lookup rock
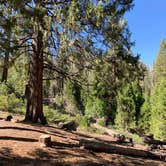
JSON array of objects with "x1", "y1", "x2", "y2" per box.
[
  {"x1": 5, "y1": 115, "x2": 13, "y2": 121},
  {"x1": 39, "y1": 135, "x2": 52, "y2": 147}
]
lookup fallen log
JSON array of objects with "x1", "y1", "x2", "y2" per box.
[
  {"x1": 144, "y1": 139, "x2": 166, "y2": 145},
  {"x1": 79, "y1": 138, "x2": 166, "y2": 161},
  {"x1": 143, "y1": 135, "x2": 166, "y2": 145}
]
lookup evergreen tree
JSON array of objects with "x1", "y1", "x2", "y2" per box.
[
  {"x1": 0, "y1": 3, "x2": 19, "y2": 82},
  {"x1": 132, "y1": 80, "x2": 144, "y2": 124},
  {"x1": 150, "y1": 79, "x2": 166, "y2": 140},
  {"x1": 153, "y1": 38, "x2": 166, "y2": 85},
  {"x1": 138, "y1": 67, "x2": 152, "y2": 133},
  {"x1": 115, "y1": 83, "x2": 136, "y2": 129},
  {"x1": 138, "y1": 97, "x2": 151, "y2": 133},
  {"x1": 150, "y1": 38, "x2": 166, "y2": 139}
]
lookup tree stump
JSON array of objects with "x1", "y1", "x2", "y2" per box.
[{"x1": 39, "y1": 135, "x2": 52, "y2": 147}]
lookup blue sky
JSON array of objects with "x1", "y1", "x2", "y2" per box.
[{"x1": 125, "y1": 0, "x2": 166, "y2": 67}]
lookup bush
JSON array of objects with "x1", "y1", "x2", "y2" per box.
[
  {"x1": 79, "y1": 116, "x2": 90, "y2": 128},
  {"x1": 98, "y1": 118, "x2": 106, "y2": 127},
  {"x1": 0, "y1": 95, "x2": 8, "y2": 110},
  {"x1": 8, "y1": 94, "x2": 23, "y2": 110},
  {"x1": 44, "y1": 106, "x2": 74, "y2": 123},
  {"x1": 0, "y1": 93, "x2": 23, "y2": 111},
  {"x1": 85, "y1": 97, "x2": 106, "y2": 118}
]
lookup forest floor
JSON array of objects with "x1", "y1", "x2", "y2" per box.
[{"x1": 0, "y1": 111, "x2": 165, "y2": 166}]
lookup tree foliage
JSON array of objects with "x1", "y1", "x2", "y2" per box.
[{"x1": 150, "y1": 79, "x2": 166, "y2": 140}]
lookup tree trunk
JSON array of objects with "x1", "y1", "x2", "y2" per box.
[
  {"x1": 1, "y1": 52, "x2": 9, "y2": 82},
  {"x1": 1, "y1": 32, "x2": 10, "y2": 83},
  {"x1": 79, "y1": 138, "x2": 166, "y2": 161},
  {"x1": 25, "y1": 30, "x2": 46, "y2": 124}
]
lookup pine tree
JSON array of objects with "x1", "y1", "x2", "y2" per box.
[
  {"x1": 132, "y1": 80, "x2": 144, "y2": 124},
  {"x1": 138, "y1": 97, "x2": 151, "y2": 133},
  {"x1": 150, "y1": 38, "x2": 166, "y2": 139},
  {"x1": 138, "y1": 68, "x2": 152, "y2": 133},
  {"x1": 0, "y1": 4, "x2": 18, "y2": 82},
  {"x1": 153, "y1": 38, "x2": 166, "y2": 85},
  {"x1": 115, "y1": 83, "x2": 136, "y2": 129},
  {"x1": 150, "y1": 79, "x2": 166, "y2": 140}
]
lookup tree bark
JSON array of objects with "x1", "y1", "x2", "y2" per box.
[{"x1": 25, "y1": 29, "x2": 46, "y2": 124}]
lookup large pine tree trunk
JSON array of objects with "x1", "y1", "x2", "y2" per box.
[{"x1": 25, "y1": 30, "x2": 46, "y2": 124}]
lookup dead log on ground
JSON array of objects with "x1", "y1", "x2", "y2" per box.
[
  {"x1": 143, "y1": 134, "x2": 166, "y2": 145},
  {"x1": 79, "y1": 138, "x2": 166, "y2": 161}
]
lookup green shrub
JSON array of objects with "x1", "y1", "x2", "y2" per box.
[
  {"x1": 7, "y1": 94, "x2": 23, "y2": 110},
  {"x1": 44, "y1": 106, "x2": 74, "y2": 123},
  {"x1": 79, "y1": 116, "x2": 90, "y2": 128},
  {"x1": 0, "y1": 83, "x2": 9, "y2": 95},
  {"x1": 85, "y1": 97, "x2": 106, "y2": 118},
  {"x1": 98, "y1": 118, "x2": 106, "y2": 127},
  {"x1": 0, "y1": 95, "x2": 8, "y2": 109}
]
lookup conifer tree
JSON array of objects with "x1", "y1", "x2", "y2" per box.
[
  {"x1": 149, "y1": 38, "x2": 166, "y2": 139},
  {"x1": 153, "y1": 38, "x2": 166, "y2": 85},
  {"x1": 138, "y1": 68, "x2": 152, "y2": 133},
  {"x1": 0, "y1": 3, "x2": 19, "y2": 82},
  {"x1": 115, "y1": 83, "x2": 136, "y2": 129},
  {"x1": 150, "y1": 79, "x2": 166, "y2": 140}
]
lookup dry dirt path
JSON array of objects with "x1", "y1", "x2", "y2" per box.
[{"x1": 0, "y1": 112, "x2": 165, "y2": 166}]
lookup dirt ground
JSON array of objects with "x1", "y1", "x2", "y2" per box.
[{"x1": 0, "y1": 112, "x2": 165, "y2": 166}]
